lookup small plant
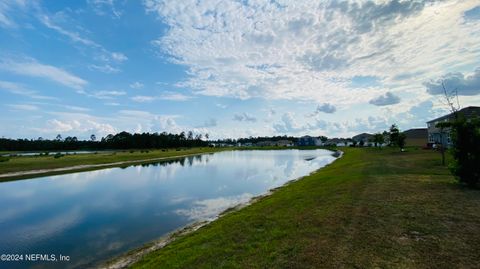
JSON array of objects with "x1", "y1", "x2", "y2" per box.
[
  {"x1": 53, "y1": 153, "x2": 64, "y2": 159},
  {"x1": 0, "y1": 156, "x2": 10, "y2": 162}
]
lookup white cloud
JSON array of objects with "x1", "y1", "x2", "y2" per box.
[
  {"x1": 0, "y1": 80, "x2": 56, "y2": 100},
  {"x1": 111, "y1": 52, "x2": 128, "y2": 62},
  {"x1": 129, "y1": 81, "x2": 144, "y2": 89},
  {"x1": 91, "y1": 90, "x2": 126, "y2": 99},
  {"x1": 118, "y1": 110, "x2": 181, "y2": 133},
  {"x1": 38, "y1": 11, "x2": 127, "y2": 64},
  {"x1": 37, "y1": 114, "x2": 117, "y2": 137},
  {"x1": 196, "y1": 118, "x2": 217, "y2": 128},
  {"x1": 89, "y1": 64, "x2": 121, "y2": 74},
  {"x1": 369, "y1": 92, "x2": 401, "y2": 106},
  {"x1": 0, "y1": 1, "x2": 28, "y2": 28},
  {"x1": 315, "y1": 103, "x2": 336, "y2": 114},
  {"x1": 145, "y1": 0, "x2": 480, "y2": 109},
  {"x1": 88, "y1": 0, "x2": 124, "y2": 18},
  {"x1": 424, "y1": 67, "x2": 480, "y2": 96},
  {"x1": 7, "y1": 104, "x2": 38, "y2": 111},
  {"x1": 130, "y1": 92, "x2": 193, "y2": 102},
  {"x1": 158, "y1": 92, "x2": 193, "y2": 101},
  {"x1": 273, "y1": 112, "x2": 305, "y2": 133},
  {"x1": 233, "y1": 113, "x2": 257, "y2": 122},
  {"x1": 131, "y1": 95, "x2": 155, "y2": 102},
  {"x1": 0, "y1": 58, "x2": 87, "y2": 90}
]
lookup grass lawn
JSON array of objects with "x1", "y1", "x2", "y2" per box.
[
  {"x1": 0, "y1": 147, "x2": 223, "y2": 180},
  {"x1": 133, "y1": 147, "x2": 480, "y2": 268}
]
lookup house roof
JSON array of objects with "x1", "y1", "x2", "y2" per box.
[
  {"x1": 352, "y1": 133, "x2": 373, "y2": 141},
  {"x1": 403, "y1": 128, "x2": 427, "y2": 139},
  {"x1": 427, "y1": 106, "x2": 480, "y2": 123}
]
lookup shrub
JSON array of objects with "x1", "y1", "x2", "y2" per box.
[
  {"x1": 0, "y1": 156, "x2": 9, "y2": 162},
  {"x1": 53, "y1": 153, "x2": 64, "y2": 159},
  {"x1": 449, "y1": 117, "x2": 480, "y2": 187}
]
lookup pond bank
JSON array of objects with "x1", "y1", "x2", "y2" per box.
[
  {"x1": 102, "y1": 151, "x2": 341, "y2": 268},
  {"x1": 130, "y1": 148, "x2": 480, "y2": 268}
]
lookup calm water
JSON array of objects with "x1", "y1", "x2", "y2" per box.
[{"x1": 0, "y1": 150, "x2": 336, "y2": 268}]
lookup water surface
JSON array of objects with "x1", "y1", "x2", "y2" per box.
[{"x1": 0, "y1": 149, "x2": 335, "y2": 268}]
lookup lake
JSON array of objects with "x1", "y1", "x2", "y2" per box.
[{"x1": 0, "y1": 149, "x2": 336, "y2": 268}]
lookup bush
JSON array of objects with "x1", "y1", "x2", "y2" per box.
[
  {"x1": 53, "y1": 153, "x2": 64, "y2": 159},
  {"x1": 449, "y1": 117, "x2": 480, "y2": 187},
  {"x1": 0, "y1": 156, "x2": 9, "y2": 162}
]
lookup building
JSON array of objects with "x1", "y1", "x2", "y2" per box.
[
  {"x1": 275, "y1": 140, "x2": 294, "y2": 147},
  {"x1": 403, "y1": 128, "x2": 427, "y2": 147},
  {"x1": 297, "y1": 135, "x2": 322, "y2": 146},
  {"x1": 255, "y1": 140, "x2": 293, "y2": 147},
  {"x1": 325, "y1": 138, "x2": 353, "y2": 147},
  {"x1": 427, "y1": 106, "x2": 480, "y2": 147}
]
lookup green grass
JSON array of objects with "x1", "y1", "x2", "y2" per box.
[
  {"x1": 132, "y1": 147, "x2": 480, "y2": 268},
  {"x1": 0, "y1": 147, "x2": 224, "y2": 181}
]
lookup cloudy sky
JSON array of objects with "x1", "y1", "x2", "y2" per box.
[{"x1": 1, "y1": 0, "x2": 479, "y2": 140}]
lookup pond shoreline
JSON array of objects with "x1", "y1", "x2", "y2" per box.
[
  {"x1": 101, "y1": 151, "x2": 341, "y2": 269},
  {"x1": 0, "y1": 152, "x2": 217, "y2": 181}
]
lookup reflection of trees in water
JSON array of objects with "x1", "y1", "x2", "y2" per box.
[{"x1": 129, "y1": 154, "x2": 210, "y2": 169}]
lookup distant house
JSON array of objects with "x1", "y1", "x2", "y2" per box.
[
  {"x1": 255, "y1": 140, "x2": 274, "y2": 147},
  {"x1": 427, "y1": 106, "x2": 480, "y2": 147},
  {"x1": 255, "y1": 140, "x2": 293, "y2": 147},
  {"x1": 275, "y1": 140, "x2": 294, "y2": 147},
  {"x1": 352, "y1": 133, "x2": 373, "y2": 146},
  {"x1": 403, "y1": 128, "x2": 427, "y2": 147},
  {"x1": 297, "y1": 136, "x2": 322, "y2": 146},
  {"x1": 325, "y1": 138, "x2": 352, "y2": 147}
]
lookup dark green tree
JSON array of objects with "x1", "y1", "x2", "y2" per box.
[
  {"x1": 449, "y1": 115, "x2": 480, "y2": 187},
  {"x1": 372, "y1": 133, "x2": 385, "y2": 147},
  {"x1": 388, "y1": 124, "x2": 400, "y2": 146}
]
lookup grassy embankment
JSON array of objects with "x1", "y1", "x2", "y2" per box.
[
  {"x1": 133, "y1": 147, "x2": 480, "y2": 268},
  {"x1": 0, "y1": 147, "x2": 224, "y2": 181}
]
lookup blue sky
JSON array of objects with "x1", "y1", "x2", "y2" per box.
[{"x1": 1, "y1": 0, "x2": 480, "y2": 140}]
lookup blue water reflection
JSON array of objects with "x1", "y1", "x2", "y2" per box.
[{"x1": 0, "y1": 150, "x2": 335, "y2": 268}]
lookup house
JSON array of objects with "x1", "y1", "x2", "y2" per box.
[
  {"x1": 402, "y1": 128, "x2": 428, "y2": 147},
  {"x1": 324, "y1": 138, "x2": 353, "y2": 147},
  {"x1": 427, "y1": 106, "x2": 480, "y2": 147},
  {"x1": 297, "y1": 135, "x2": 322, "y2": 146},
  {"x1": 254, "y1": 140, "x2": 293, "y2": 147},
  {"x1": 352, "y1": 133, "x2": 373, "y2": 146},
  {"x1": 275, "y1": 140, "x2": 294, "y2": 147}
]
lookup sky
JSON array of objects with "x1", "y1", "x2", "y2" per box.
[{"x1": 0, "y1": 0, "x2": 480, "y2": 140}]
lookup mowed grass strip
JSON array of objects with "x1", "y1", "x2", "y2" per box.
[
  {"x1": 133, "y1": 148, "x2": 480, "y2": 268},
  {"x1": 0, "y1": 148, "x2": 222, "y2": 178}
]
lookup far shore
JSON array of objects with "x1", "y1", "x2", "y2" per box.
[{"x1": 0, "y1": 146, "x2": 332, "y2": 181}]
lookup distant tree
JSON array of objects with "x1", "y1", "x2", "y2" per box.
[
  {"x1": 205, "y1": 133, "x2": 209, "y2": 140},
  {"x1": 319, "y1": 136, "x2": 328, "y2": 143},
  {"x1": 55, "y1": 134, "x2": 63, "y2": 141},
  {"x1": 372, "y1": 133, "x2": 385, "y2": 147},
  {"x1": 187, "y1": 131, "x2": 194, "y2": 140},
  {"x1": 388, "y1": 124, "x2": 400, "y2": 146},
  {"x1": 397, "y1": 133, "x2": 406, "y2": 149},
  {"x1": 90, "y1": 134, "x2": 96, "y2": 142},
  {"x1": 388, "y1": 124, "x2": 406, "y2": 150}
]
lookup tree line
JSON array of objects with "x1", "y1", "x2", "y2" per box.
[{"x1": 0, "y1": 131, "x2": 209, "y2": 151}]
